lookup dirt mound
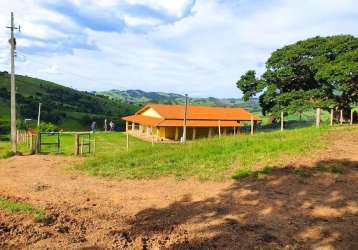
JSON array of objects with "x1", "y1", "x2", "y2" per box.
[{"x1": 0, "y1": 130, "x2": 358, "y2": 249}]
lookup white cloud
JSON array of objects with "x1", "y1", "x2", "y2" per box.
[
  {"x1": 0, "y1": 0, "x2": 357, "y2": 98},
  {"x1": 126, "y1": 0, "x2": 195, "y2": 17}
]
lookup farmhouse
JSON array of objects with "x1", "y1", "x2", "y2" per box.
[{"x1": 122, "y1": 103, "x2": 261, "y2": 141}]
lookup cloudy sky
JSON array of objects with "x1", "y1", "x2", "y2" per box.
[{"x1": 0, "y1": 0, "x2": 357, "y2": 98}]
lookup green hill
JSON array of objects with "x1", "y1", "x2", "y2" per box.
[
  {"x1": 97, "y1": 90, "x2": 261, "y2": 112},
  {"x1": 0, "y1": 72, "x2": 140, "y2": 135}
]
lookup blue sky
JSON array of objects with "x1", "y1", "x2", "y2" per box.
[{"x1": 0, "y1": 0, "x2": 357, "y2": 98}]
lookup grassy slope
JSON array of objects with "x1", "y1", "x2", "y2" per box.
[
  {"x1": 76, "y1": 126, "x2": 330, "y2": 180},
  {"x1": 2, "y1": 126, "x2": 355, "y2": 180},
  {"x1": 0, "y1": 72, "x2": 139, "y2": 132}
]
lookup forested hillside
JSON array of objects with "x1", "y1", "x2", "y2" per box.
[
  {"x1": 97, "y1": 90, "x2": 261, "y2": 112},
  {"x1": 0, "y1": 72, "x2": 140, "y2": 134}
]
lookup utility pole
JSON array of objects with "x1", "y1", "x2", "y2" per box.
[
  {"x1": 7, "y1": 12, "x2": 20, "y2": 153},
  {"x1": 182, "y1": 94, "x2": 188, "y2": 143},
  {"x1": 37, "y1": 103, "x2": 42, "y2": 127}
]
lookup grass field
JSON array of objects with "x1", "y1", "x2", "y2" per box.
[
  {"x1": 2, "y1": 125, "x2": 355, "y2": 180},
  {"x1": 78, "y1": 126, "x2": 329, "y2": 180}
]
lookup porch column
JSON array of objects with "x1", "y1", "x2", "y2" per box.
[
  {"x1": 156, "y1": 127, "x2": 160, "y2": 141},
  {"x1": 132, "y1": 122, "x2": 135, "y2": 133},
  {"x1": 208, "y1": 127, "x2": 212, "y2": 138},
  {"x1": 233, "y1": 127, "x2": 236, "y2": 136},
  {"x1": 192, "y1": 127, "x2": 196, "y2": 140},
  {"x1": 125, "y1": 121, "x2": 128, "y2": 132},
  {"x1": 223, "y1": 127, "x2": 227, "y2": 136},
  {"x1": 218, "y1": 120, "x2": 221, "y2": 138},
  {"x1": 175, "y1": 127, "x2": 179, "y2": 141}
]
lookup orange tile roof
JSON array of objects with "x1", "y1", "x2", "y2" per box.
[
  {"x1": 122, "y1": 103, "x2": 261, "y2": 127},
  {"x1": 136, "y1": 103, "x2": 261, "y2": 121}
]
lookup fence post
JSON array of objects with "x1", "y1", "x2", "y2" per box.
[
  {"x1": 330, "y1": 109, "x2": 334, "y2": 126},
  {"x1": 351, "y1": 109, "x2": 354, "y2": 125},
  {"x1": 316, "y1": 108, "x2": 321, "y2": 128},
  {"x1": 74, "y1": 134, "x2": 79, "y2": 156},
  {"x1": 80, "y1": 136, "x2": 84, "y2": 155},
  {"x1": 280, "y1": 112, "x2": 284, "y2": 131},
  {"x1": 57, "y1": 132, "x2": 60, "y2": 154},
  {"x1": 340, "y1": 110, "x2": 344, "y2": 125},
  {"x1": 35, "y1": 133, "x2": 40, "y2": 154},
  {"x1": 30, "y1": 133, "x2": 34, "y2": 153},
  {"x1": 88, "y1": 133, "x2": 91, "y2": 155},
  {"x1": 93, "y1": 134, "x2": 96, "y2": 156}
]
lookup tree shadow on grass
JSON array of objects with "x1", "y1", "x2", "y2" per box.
[{"x1": 126, "y1": 159, "x2": 358, "y2": 249}]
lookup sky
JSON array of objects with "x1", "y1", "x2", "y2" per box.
[{"x1": 0, "y1": 0, "x2": 357, "y2": 98}]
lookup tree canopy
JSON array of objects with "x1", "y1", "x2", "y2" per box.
[{"x1": 236, "y1": 35, "x2": 358, "y2": 118}]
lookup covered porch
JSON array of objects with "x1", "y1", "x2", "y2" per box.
[{"x1": 125, "y1": 121, "x2": 247, "y2": 142}]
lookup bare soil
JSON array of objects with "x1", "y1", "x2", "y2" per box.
[{"x1": 0, "y1": 129, "x2": 357, "y2": 250}]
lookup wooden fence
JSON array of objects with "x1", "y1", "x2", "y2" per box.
[{"x1": 16, "y1": 130, "x2": 96, "y2": 156}]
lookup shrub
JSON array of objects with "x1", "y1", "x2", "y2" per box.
[
  {"x1": 1, "y1": 151, "x2": 16, "y2": 159},
  {"x1": 37, "y1": 122, "x2": 58, "y2": 132},
  {"x1": 232, "y1": 168, "x2": 251, "y2": 179}
]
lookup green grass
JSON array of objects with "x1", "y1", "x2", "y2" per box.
[
  {"x1": 0, "y1": 197, "x2": 46, "y2": 222},
  {"x1": 0, "y1": 140, "x2": 30, "y2": 158},
  {"x1": 78, "y1": 126, "x2": 331, "y2": 180},
  {"x1": 1, "y1": 126, "x2": 356, "y2": 181},
  {"x1": 0, "y1": 141, "x2": 11, "y2": 158}
]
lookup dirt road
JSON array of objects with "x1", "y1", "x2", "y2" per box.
[{"x1": 0, "y1": 129, "x2": 357, "y2": 249}]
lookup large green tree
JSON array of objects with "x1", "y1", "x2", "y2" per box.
[{"x1": 236, "y1": 35, "x2": 358, "y2": 119}]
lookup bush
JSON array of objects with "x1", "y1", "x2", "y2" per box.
[
  {"x1": 1, "y1": 151, "x2": 16, "y2": 159},
  {"x1": 232, "y1": 168, "x2": 251, "y2": 179},
  {"x1": 37, "y1": 122, "x2": 58, "y2": 132}
]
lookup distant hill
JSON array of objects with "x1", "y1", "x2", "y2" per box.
[
  {"x1": 97, "y1": 90, "x2": 261, "y2": 112},
  {"x1": 0, "y1": 72, "x2": 140, "y2": 135}
]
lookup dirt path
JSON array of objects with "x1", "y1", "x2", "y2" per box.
[{"x1": 0, "y1": 129, "x2": 357, "y2": 249}]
